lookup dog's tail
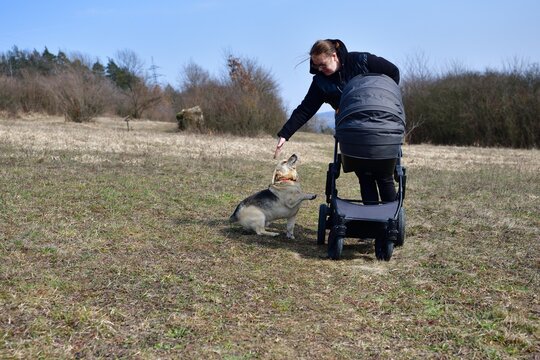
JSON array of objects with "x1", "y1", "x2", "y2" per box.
[{"x1": 229, "y1": 203, "x2": 242, "y2": 222}]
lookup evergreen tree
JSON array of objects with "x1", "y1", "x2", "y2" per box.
[
  {"x1": 35, "y1": 47, "x2": 55, "y2": 74},
  {"x1": 56, "y1": 51, "x2": 69, "y2": 68},
  {"x1": 92, "y1": 61, "x2": 105, "y2": 77},
  {"x1": 106, "y1": 58, "x2": 137, "y2": 90}
]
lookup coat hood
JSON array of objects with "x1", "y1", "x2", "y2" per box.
[{"x1": 309, "y1": 39, "x2": 348, "y2": 75}]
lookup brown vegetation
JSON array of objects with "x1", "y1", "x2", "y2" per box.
[
  {"x1": 0, "y1": 47, "x2": 287, "y2": 136},
  {"x1": 402, "y1": 58, "x2": 540, "y2": 148},
  {"x1": 172, "y1": 55, "x2": 287, "y2": 136},
  {"x1": 1, "y1": 46, "x2": 539, "y2": 147}
]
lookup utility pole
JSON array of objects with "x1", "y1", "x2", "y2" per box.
[{"x1": 149, "y1": 57, "x2": 162, "y2": 86}]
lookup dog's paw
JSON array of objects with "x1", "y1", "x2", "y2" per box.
[
  {"x1": 286, "y1": 232, "x2": 295, "y2": 240},
  {"x1": 310, "y1": 194, "x2": 317, "y2": 200}
]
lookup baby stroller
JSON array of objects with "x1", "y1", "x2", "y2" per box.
[{"x1": 317, "y1": 74, "x2": 407, "y2": 261}]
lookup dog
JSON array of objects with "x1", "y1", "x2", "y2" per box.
[{"x1": 230, "y1": 154, "x2": 317, "y2": 239}]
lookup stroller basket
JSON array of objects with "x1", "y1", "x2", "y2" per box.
[{"x1": 335, "y1": 198, "x2": 400, "y2": 222}]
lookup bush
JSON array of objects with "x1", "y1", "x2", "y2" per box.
[
  {"x1": 51, "y1": 67, "x2": 114, "y2": 122},
  {"x1": 402, "y1": 63, "x2": 540, "y2": 148},
  {"x1": 0, "y1": 75, "x2": 19, "y2": 115},
  {"x1": 176, "y1": 56, "x2": 287, "y2": 136},
  {"x1": 0, "y1": 71, "x2": 59, "y2": 115}
]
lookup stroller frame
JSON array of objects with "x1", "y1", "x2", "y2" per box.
[{"x1": 317, "y1": 139, "x2": 407, "y2": 260}]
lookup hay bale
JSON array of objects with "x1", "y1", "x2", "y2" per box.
[{"x1": 176, "y1": 105, "x2": 204, "y2": 131}]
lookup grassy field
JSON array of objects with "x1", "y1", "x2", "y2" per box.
[{"x1": 1, "y1": 116, "x2": 539, "y2": 359}]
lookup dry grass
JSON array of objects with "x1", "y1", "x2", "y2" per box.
[
  {"x1": 0, "y1": 116, "x2": 332, "y2": 165},
  {"x1": 1, "y1": 116, "x2": 539, "y2": 359}
]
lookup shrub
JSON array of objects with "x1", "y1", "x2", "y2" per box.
[
  {"x1": 51, "y1": 67, "x2": 113, "y2": 122},
  {"x1": 402, "y1": 63, "x2": 540, "y2": 148},
  {"x1": 15, "y1": 71, "x2": 58, "y2": 115},
  {"x1": 176, "y1": 56, "x2": 287, "y2": 136},
  {"x1": 0, "y1": 75, "x2": 19, "y2": 115}
]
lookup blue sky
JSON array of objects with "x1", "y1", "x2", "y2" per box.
[{"x1": 2, "y1": 0, "x2": 539, "y2": 113}]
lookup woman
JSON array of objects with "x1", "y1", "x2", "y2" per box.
[{"x1": 274, "y1": 39, "x2": 402, "y2": 204}]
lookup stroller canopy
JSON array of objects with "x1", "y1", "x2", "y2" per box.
[{"x1": 335, "y1": 74, "x2": 406, "y2": 159}]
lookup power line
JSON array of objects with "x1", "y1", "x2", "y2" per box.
[{"x1": 148, "y1": 56, "x2": 163, "y2": 85}]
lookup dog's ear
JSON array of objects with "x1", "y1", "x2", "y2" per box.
[{"x1": 287, "y1": 154, "x2": 298, "y2": 167}]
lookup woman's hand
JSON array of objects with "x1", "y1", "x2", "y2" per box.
[{"x1": 273, "y1": 137, "x2": 286, "y2": 159}]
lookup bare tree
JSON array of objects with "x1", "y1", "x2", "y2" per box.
[
  {"x1": 402, "y1": 50, "x2": 433, "y2": 83},
  {"x1": 115, "y1": 49, "x2": 145, "y2": 78},
  {"x1": 179, "y1": 61, "x2": 211, "y2": 91},
  {"x1": 110, "y1": 49, "x2": 162, "y2": 119}
]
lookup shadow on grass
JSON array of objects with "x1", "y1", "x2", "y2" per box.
[
  {"x1": 230, "y1": 226, "x2": 376, "y2": 261},
  {"x1": 173, "y1": 215, "x2": 375, "y2": 261}
]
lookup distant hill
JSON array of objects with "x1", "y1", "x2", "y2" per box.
[
  {"x1": 298, "y1": 110, "x2": 335, "y2": 133},
  {"x1": 315, "y1": 111, "x2": 335, "y2": 128}
]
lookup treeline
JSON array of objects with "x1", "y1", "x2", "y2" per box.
[
  {"x1": 0, "y1": 46, "x2": 286, "y2": 136},
  {"x1": 0, "y1": 47, "x2": 167, "y2": 122},
  {"x1": 402, "y1": 62, "x2": 540, "y2": 148},
  {"x1": 1, "y1": 46, "x2": 538, "y2": 148}
]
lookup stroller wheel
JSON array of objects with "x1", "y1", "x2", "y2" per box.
[
  {"x1": 328, "y1": 226, "x2": 345, "y2": 260},
  {"x1": 375, "y1": 237, "x2": 394, "y2": 261},
  {"x1": 317, "y1": 204, "x2": 329, "y2": 245},
  {"x1": 395, "y1": 208, "x2": 406, "y2": 247}
]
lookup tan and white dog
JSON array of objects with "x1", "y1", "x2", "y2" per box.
[{"x1": 230, "y1": 154, "x2": 317, "y2": 239}]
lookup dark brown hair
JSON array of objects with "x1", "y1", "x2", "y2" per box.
[{"x1": 310, "y1": 40, "x2": 339, "y2": 57}]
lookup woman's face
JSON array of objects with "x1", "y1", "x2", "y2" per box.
[{"x1": 312, "y1": 52, "x2": 340, "y2": 76}]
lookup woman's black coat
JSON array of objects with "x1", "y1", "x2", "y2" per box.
[{"x1": 277, "y1": 39, "x2": 400, "y2": 141}]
